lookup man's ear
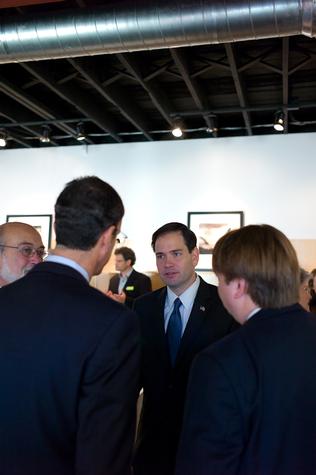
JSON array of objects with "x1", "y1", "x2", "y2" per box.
[
  {"x1": 233, "y1": 278, "x2": 248, "y2": 299},
  {"x1": 191, "y1": 246, "x2": 199, "y2": 267},
  {"x1": 99, "y1": 225, "x2": 116, "y2": 249}
]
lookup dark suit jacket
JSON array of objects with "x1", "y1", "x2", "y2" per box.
[
  {"x1": 0, "y1": 261, "x2": 140, "y2": 475},
  {"x1": 132, "y1": 277, "x2": 236, "y2": 475},
  {"x1": 176, "y1": 304, "x2": 316, "y2": 475},
  {"x1": 109, "y1": 269, "x2": 152, "y2": 308}
]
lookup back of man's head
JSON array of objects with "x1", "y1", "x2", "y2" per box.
[
  {"x1": 213, "y1": 224, "x2": 299, "y2": 308},
  {"x1": 114, "y1": 247, "x2": 136, "y2": 266},
  {"x1": 55, "y1": 176, "x2": 124, "y2": 250},
  {"x1": 151, "y1": 222, "x2": 197, "y2": 252}
]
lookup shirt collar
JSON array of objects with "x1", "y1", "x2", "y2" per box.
[
  {"x1": 166, "y1": 274, "x2": 200, "y2": 309},
  {"x1": 120, "y1": 267, "x2": 133, "y2": 279},
  {"x1": 247, "y1": 307, "x2": 261, "y2": 320},
  {"x1": 45, "y1": 254, "x2": 89, "y2": 282}
]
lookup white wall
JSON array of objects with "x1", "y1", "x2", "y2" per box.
[{"x1": 0, "y1": 132, "x2": 315, "y2": 274}]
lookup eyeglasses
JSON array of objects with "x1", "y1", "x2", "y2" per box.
[
  {"x1": 0, "y1": 244, "x2": 47, "y2": 259},
  {"x1": 116, "y1": 232, "x2": 128, "y2": 244}
]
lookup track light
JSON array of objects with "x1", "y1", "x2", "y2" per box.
[
  {"x1": 0, "y1": 130, "x2": 7, "y2": 147},
  {"x1": 40, "y1": 126, "x2": 51, "y2": 143},
  {"x1": 171, "y1": 122, "x2": 183, "y2": 138},
  {"x1": 273, "y1": 110, "x2": 284, "y2": 132},
  {"x1": 76, "y1": 122, "x2": 86, "y2": 141},
  {"x1": 206, "y1": 127, "x2": 218, "y2": 134}
]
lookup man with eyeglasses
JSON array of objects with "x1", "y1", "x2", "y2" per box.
[
  {"x1": 0, "y1": 177, "x2": 140, "y2": 475},
  {"x1": 0, "y1": 221, "x2": 45, "y2": 287}
]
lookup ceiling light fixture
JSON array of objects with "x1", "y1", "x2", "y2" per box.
[
  {"x1": 206, "y1": 127, "x2": 218, "y2": 134},
  {"x1": 39, "y1": 126, "x2": 51, "y2": 143},
  {"x1": 171, "y1": 121, "x2": 183, "y2": 138},
  {"x1": 76, "y1": 122, "x2": 86, "y2": 141},
  {"x1": 0, "y1": 130, "x2": 7, "y2": 147},
  {"x1": 273, "y1": 110, "x2": 284, "y2": 132}
]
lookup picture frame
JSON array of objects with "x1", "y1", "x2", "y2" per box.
[
  {"x1": 6, "y1": 214, "x2": 53, "y2": 250},
  {"x1": 188, "y1": 211, "x2": 244, "y2": 271}
]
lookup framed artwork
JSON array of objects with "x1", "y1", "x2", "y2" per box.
[
  {"x1": 188, "y1": 211, "x2": 244, "y2": 271},
  {"x1": 6, "y1": 214, "x2": 53, "y2": 250}
]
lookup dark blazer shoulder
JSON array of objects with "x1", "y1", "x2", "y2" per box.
[
  {"x1": 130, "y1": 269, "x2": 151, "y2": 282},
  {"x1": 27, "y1": 261, "x2": 88, "y2": 285},
  {"x1": 196, "y1": 277, "x2": 220, "y2": 299},
  {"x1": 195, "y1": 277, "x2": 229, "y2": 314},
  {"x1": 134, "y1": 285, "x2": 166, "y2": 306}
]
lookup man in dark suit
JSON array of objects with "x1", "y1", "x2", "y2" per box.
[
  {"x1": 0, "y1": 176, "x2": 140, "y2": 475},
  {"x1": 107, "y1": 246, "x2": 152, "y2": 308},
  {"x1": 132, "y1": 222, "x2": 236, "y2": 475},
  {"x1": 176, "y1": 224, "x2": 316, "y2": 475}
]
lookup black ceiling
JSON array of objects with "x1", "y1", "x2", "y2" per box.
[{"x1": 0, "y1": 0, "x2": 316, "y2": 149}]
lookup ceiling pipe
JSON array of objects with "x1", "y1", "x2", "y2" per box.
[{"x1": 0, "y1": 0, "x2": 314, "y2": 64}]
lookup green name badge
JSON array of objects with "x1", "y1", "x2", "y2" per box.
[{"x1": 126, "y1": 286, "x2": 134, "y2": 291}]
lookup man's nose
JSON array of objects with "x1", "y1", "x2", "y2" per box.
[
  {"x1": 164, "y1": 255, "x2": 174, "y2": 266},
  {"x1": 29, "y1": 253, "x2": 42, "y2": 264}
]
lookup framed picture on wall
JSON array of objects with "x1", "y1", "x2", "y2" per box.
[
  {"x1": 6, "y1": 214, "x2": 53, "y2": 251},
  {"x1": 188, "y1": 211, "x2": 244, "y2": 271}
]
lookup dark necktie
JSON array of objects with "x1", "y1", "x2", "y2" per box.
[{"x1": 167, "y1": 298, "x2": 182, "y2": 366}]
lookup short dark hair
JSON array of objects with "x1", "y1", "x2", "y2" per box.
[
  {"x1": 213, "y1": 224, "x2": 299, "y2": 308},
  {"x1": 55, "y1": 176, "x2": 124, "y2": 250},
  {"x1": 114, "y1": 247, "x2": 136, "y2": 266},
  {"x1": 151, "y1": 222, "x2": 197, "y2": 252}
]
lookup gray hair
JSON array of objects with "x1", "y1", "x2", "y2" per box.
[{"x1": 300, "y1": 268, "x2": 311, "y2": 284}]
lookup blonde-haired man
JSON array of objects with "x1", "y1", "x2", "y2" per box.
[{"x1": 176, "y1": 224, "x2": 316, "y2": 475}]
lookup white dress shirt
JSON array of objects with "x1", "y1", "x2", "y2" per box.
[
  {"x1": 164, "y1": 275, "x2": 200, "y2": 336},
  {"x1": 118, "y1": 267, "x2": 133, "y2": 293}
]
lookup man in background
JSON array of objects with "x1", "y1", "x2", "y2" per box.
[
  {"x1": 0, "y1": 221, "x2": 44, "y2": 287},
  {"x1": 133, "y1": 222, "x2": 236, "y2": 475},
  {"x1": 176, "y1": 224, "x2": 316, "y2": 475},
  {"x1": 299, "y1": 267, "x2": 311, "y2": 311},
  {"x1": 107, "y1": 246, "x2": 152, "y2": 308},
  {"x1": 0, "y1": 176, "x2": 140, "y2": 475}
]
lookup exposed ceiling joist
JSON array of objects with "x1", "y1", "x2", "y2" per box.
[
  {"x1": 8, "y1": 131, "x2": 33, "y2": 148},
  {"x1": 68, "y1": 58, "x2": 153, "y2": 141},
  {"x1": 0, "y1": 94, "x2": 58, "y2": 146},
  {"x1": 225, "y1": 44, "x2": 252, "y2": 136},
  {"x1": 170, "y1": 49, "x2": 218, "y2": 137},
  {"x1": 0, "y1": 73, "x2": 80, "y2": 142},
  {"x1": 21, "y1": 62, "x2": 120, "y2": 143},
  {"x1": 117, "y1": 53, "x2": 174, "y2": 127}
]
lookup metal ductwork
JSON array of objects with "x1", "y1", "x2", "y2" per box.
[{"x1": 0, "y1": 0, "x2": 315, "y2": 64}]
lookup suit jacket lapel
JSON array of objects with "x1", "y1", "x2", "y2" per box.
[
  {"x1": 124, "y1": 269, "x2": 135, "y2": 290},
  {"x1": 154, "y1": 288, "x2": 171, "y2": 368},
  {"x1": 175, "y1": 279, "x2": 210, "y2": 365}
]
